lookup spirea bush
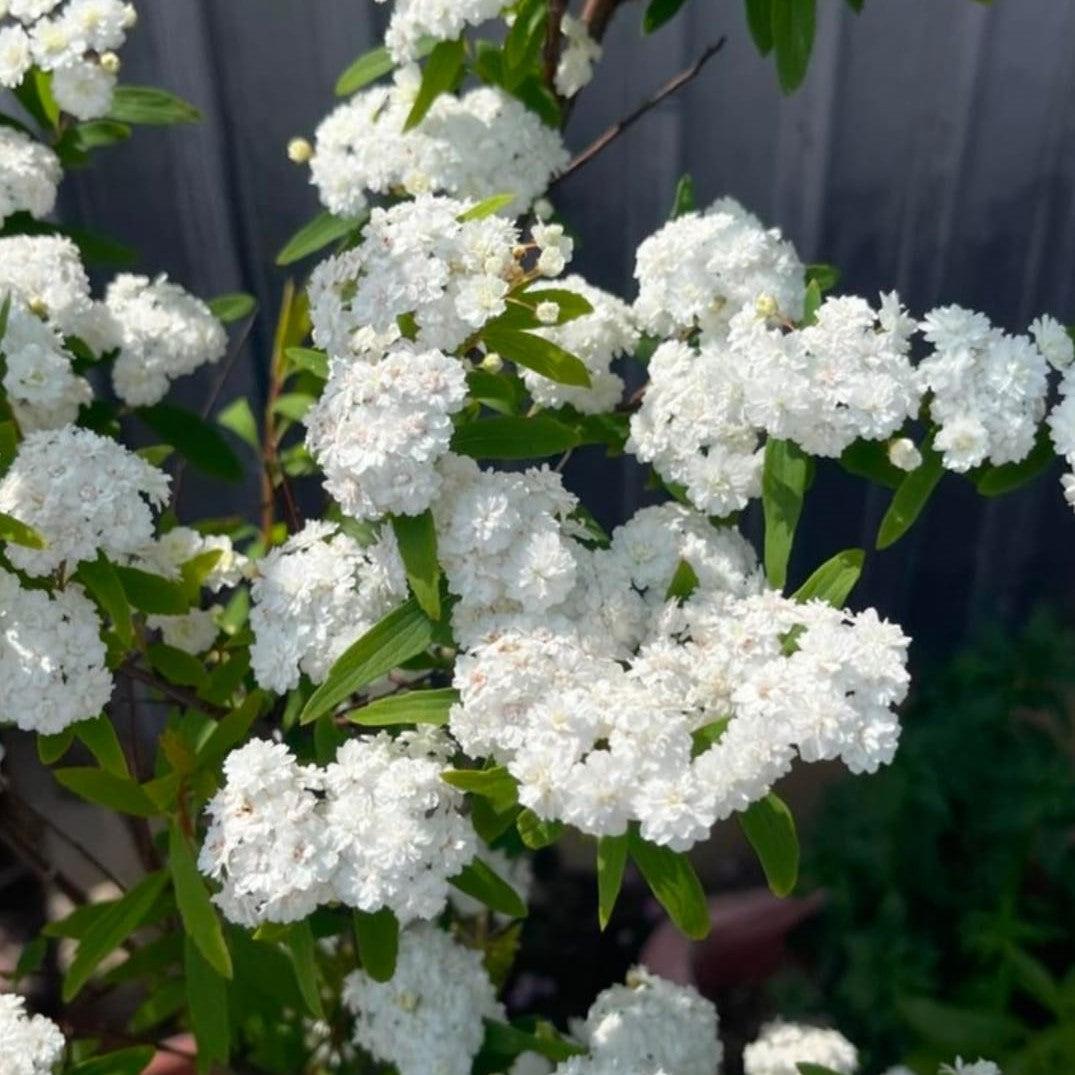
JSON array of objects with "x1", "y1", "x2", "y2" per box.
[{"x1": 0, "y1": 1, "x2": 1058, "y2": 1074}]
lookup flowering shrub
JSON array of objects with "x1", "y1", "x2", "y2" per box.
[{"x1": 0, "y1": 1, "x2": 1058, "y2": 1073}]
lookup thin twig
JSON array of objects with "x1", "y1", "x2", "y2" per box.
[
  {"x1": 581, "y1": 0, "x2": 628, "y2": 43},
  {"x1": 543, "y1": 0, "x2": 569, "y2": 91},
  {"x1": 552, "y1": 38, "x2": 727, "y2": 187},
  {"x1": 121, "y1": 672, "x2": 163, "y2": 874},
  {"x1": 120, "y1": 661, "x2": 228, "y2": 720},
  {"x1": 0, "y1": 808, "x2": 88, "y2": 906}
]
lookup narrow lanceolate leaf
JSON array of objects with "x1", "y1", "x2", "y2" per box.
[
  {"x1": 0, "y1": 420, "x2": 16, "y2": 477},
  {"x1": 442, "y1": 766, "x2": 519, "y2": 814},
  {"x1": 74, "y1": 715, "x2": 128, "y2": 777},
  {"x1": 345, "y1": 687, "x2": 458, "y2": 727},
  {"x1": 353, "y1": 907, "x2": 400, "y2": 983},
  {"x1": 114, "y1": 565, "x2": 191, "y2": 615},
  {"x1": 628, "y1": 827, "x2": 710, "y2": 939},
  {"x1": 745, "y1": 0, "x2": 775, "y2": 54},
  {"x1": 108, "y1": 85, "x2": 201, "y2": 125},
  {"x1": 597, "y1": 834, "x2": 629, "y2": 930},
  {"x1": 451, "y1": 415, "x2": 580, "y2": 460},
  {"x1": 208, "y1": 292, "x2": 257, "y2": 323},
  {"x1": 792, "y1": 548, "x2": 864, "y2": 607},
  {"x1": 0, "y1": 510, "x2": 44, "y2": 548},
  {"x1": 138, "y1": 403, "x2": 243, "y2": 482},
  {"x1": 285, "y1": 346, "x2": 330, "y2": 379},
  {"x1": 772, "y1": 0, "x2": 817, "y2": 92},
  {"x1": 762, "y1": 439, "x2": 812, "y2": 589},
  {"x1": 516, "y1": 809, "x2": 564, "y2": 850},
  {"x1": 491, "y1": 288, "x2": 594, "y2": 331},
  {"x1": 404, "y1": 38, "x2": 465, "y2": 131},
  {"x1": 738, "y1": 793, "x2": 799, "y2": 897},
  {"x1": 301, "y1": 599, "x2": 434, "y2": 724},
  {"x1": 665, "y1": 558, "x2": 700, "y2": 601},
  {"x1": 481, "y1": 324, "x2": 592, "y2": 388},
  {"x1": 391, "y1": 510, "x2": 441, "y2": 621},
  {"x1": 335, "y1": 45, "x2": 395, "y2": 95},
  {"x1": 185, "y1": 936, "x2": 231, "y2": 1072},
  {"x1": 276, "y1": 210, "x2": 364, "y2": 266},
  {"x1": 643, "y1": 0, "x2": 692, "y2": 34},
  {"x1": 671, "y1": 173, "x2": 696, "y2": 218},
  {"x1": 285, "y1": 921, "x2": 326, "y2": 1017},
  {"x1": 450, "y1": 858, "x2": 527, "y2": 918},
  {"x1": 53, "y1": 768, "x2": 158, "y2": 816},
  {"x1": 217, "y1": 397, "x2": 259, "y2": 450},
  {"x1": 974, "y1": 427, "x2": 1054, "y2": 497},
  {"x1": 876, "y1": 440, "x2": 944, "y2": 549},
  {"x1": 457, "y1": 193, "x2": 516, "y2": 221},
  {"x1": 63, "y1": 870, "x2": 169, "y2": 1001},
  {"x1": 75, "y1": 553, "x2": 133, "y2": 648},
  {"x1": 169, "y1": 823, "x2": 233, "y2": 978}
]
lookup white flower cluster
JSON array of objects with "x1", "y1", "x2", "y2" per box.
[
  {"x1": 1043, "y1": 319, "x2": 1075, "y2": 508},
  {"x1": 0, "y1": 424, "x2": 170, "y2": 577},
  {"x1": 0, "y1": 992, "x2": 66, "y2": 1075},
  {"x1": 343, "y1": 924, "x2": 502, "y2": 1075},
  {"x1": 0, "y1": 126, "x2": 60, "y2": 222},
  {"x1": 135, "y1": 525, "x2": 249, "y2": 592},
  {"x1": 450, "y1": 506, "x2": 908, "y2": 849},
  {"x1": 104, "y1": 273, "x2": 227, "y2": 407},
  {"x1": 0, "y1": 566, "x2": 111, "y2": 734},
  {"x1": 918, "y1": 305, "x2": 1050, "y2": 472},
  {"x1": 249, "y1": 521, "x2": 407, "y2": 693},
  {"x1": 0, "y1": 0, "x2": 137, "y2": 119},
  {"x1": 374, "y1": 0, "x2": 503, "y2": 62},
  {"x1": 939, "y1": 1062, "x2": 1002, "y2": 1075},
  {"x1": 742, "y1": 1020, "x2": 858, "y2": 1075},
  {"x1": 432, "y1": 454, "x2": 580, "y2": 648},
  {"x1": 305, "y1": 346, "x2": 467, "y2": 520},
  {"x1": 308, "y1": 195, "x2": 524, "y2": 358},
  {"x1": 312, "y1": 70, "x2": 566, "y2": 218},
  {"x1": 524, "y1": 276, "x2": 635, "y2": 414},
  {"x1": 2, "y1": 296, "x2": 92, "y2": 431},
  {"x1": 555, "y1": 14, "x2": 601, "y2": 99},
  {"x1": 555, "y1": 968, "x2": 722, "y2": 1075},
  {"x1": 633, "y1": 196, "x2": 805, "y2": 340},
  {"x1": 200, "y1": 731, "x2": 475, "y2": 926}
]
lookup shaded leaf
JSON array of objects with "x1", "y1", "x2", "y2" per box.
[
  {"x1": 114, "y1": 565, "x2": 191, "y2": 615},
  {"x1": 772, "y1": 0, "x2": 816, "y2": 92},
  {"x1": 738, "y1": 793, "x2": 799, "y2": 897},
  {"x1": 185, "y1": 937, "x2": 231, "y2": 1072},
  {"x1": 450, "y1": 858, "x2": 527, "y2": 918},
  {"x1": 353, "y1": 907, "x2": 399, "y2": 983},
  {"x1": 628, "y1": 827, "x2": 710, "y2": 939},
  {"x1": 876, "y1": 440, "x2": 944, "y2": 549},
  {"x1": 517, "y1": 809, "x2": 563, "y2": 849},
  {"x1": 391, "y1": 510, "x2": 441, "y2": 620},
  {"x1": 53, "y1": 767, "x2": 157, "y2": 817},
  {"x1": 644, "y1": 0, "x2": 691, "y2": 33},
  {"x1": 597, "y1": 834, "x2": 629, "y2": 931},
  {"x1": 169, "y1": 823, "x2": 232, "y2": 978},
  {"x1": 75, "y1": 553, "x2": 133, "y2": 649},
  {"x1": 138, "y1": 403, "x2": 243, "y2": 482},
  {"x1": 452, "y1": 415, "x2": 580, "y2": 460},
  {"x1": 762, "y1": 439, "x2": 812, "y2": 588}
]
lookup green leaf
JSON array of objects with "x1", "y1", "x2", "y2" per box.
[
  {"x1": 74, "y1": 715, "x2": 128, "y2": 777},
  {"x1": 0, "y1": 420, "x2": 16, "y2": 476},
  {"x1": 404, "y1": 38, "x2": 465, "y2": 131},
  {"x1": 61, "y1": 224, "x2": 137, "y2": 267},
  {"x1": 185, "y1": 936, "x2": 231, "y2": 1072},
  {"x1": 517, "y1": 809, "x2": 564, "y2": 849},
  {"x1": 458, "y1": 193, "x2": 516, "y2": 221},
  {"x1": 492, "y1": 288, "x2": 594, "y2": 331},
  {"x1": 71, "y1": 118, "x2": 131, "y2": 151},
  {"x1": 839, "y1": 438, "x2": 903, "y2": 489},
  {"x1": 276, "y1": 210, "x2": 364, "y2": 266},
  {"x1": 482, "y1": 324, "x2": 592, "y2": 387},
  {"x1": 762, "y1": 439, "x2": 812, "y2": 589},
  {"x1": 37, "y1": 728, "x2": 74, "y2": 765},
  {"x1": 114, "y1": 565, "x2": 191, "y2": 615},
  {"x1": 791, "y1": 548, "x2": 864, "y2": 607},
  {"x1": 68, "y1": 1047, "x2": 157, "y2": 1075},
  {"x1": 876, "y1": 440, "x2": 944, "y2": 550},
  {"x1": 466, "y1": 368, "x2": 525, "y2": 415},
  {"x1": 301, "y1": 599, "x2": 434, "y2": 723},
  {"x1": 345, "y1": 687, "x2": 458, "y2": 727},
  {"x1": 644, "y1": 0, "x2": 691, "y2": 33},
  {"x1": 147, "y1": 643, "x2": 207, "y2": 689},
  {"x1": 138, "y1": 403, "x2": 243, "y2": 482},
  {"x1": 628, "y1": 827, "x2": 710, "y2": 939},
  {"x1": 772, "y1": 0, "x2": 816, "y2": 92},
  {"x1": 801, "y1": 278, "x2": 822, "y2": 325},
  {"x1": 271, "y1": 391, "x2": 315, "y2": 423},
  {"x1": 798, "y1": 1066, "x2": 845, "y2": 1075},
  {"x1": 208, "y1": 292, "x2": 257, "y2": 323},
  {"x1": 452, "y1": 415, "x2": 580, "y2": 460},
  {"x1": 805, "y1": 262, "x2": 840, "y2": 292},
  {"x1": 483, "y1": 1020, "x2": 587, "y2": 1064},
  {"x1": 896, "y1": 997, "x2": 1023, "y2": 1053},
  {"x1": 197, "y1": 691, "x2": 266, "y2": 768},
  {"x1": 284, "y1": 921, "x2": 326, "y2": 1017},
  {"x1": 14, "y1": 68, "x2": 59, "y2": 132},
  {"x1": 217, "y1": 397, "x2": 259, "y2": 450},
  {"x1": 665, "y1": 558, "x2": 700, "y2": 601},
  {"x1": 597, "y1": 834, "x2": 629, "y2": 930},
  {"x1": 129, "y1": 978, "x2": 186, "y2": 1033},
  {"x1": 745, "y1": 0, "x2": 774, "y2": 54},
  {"x1": 0, "y1": 510, "x2": 44, "y2": 548},
  {"x1": 13, "y1": 935, "x2": 46, "y2": 984},
  {"x1": 442, "y1": 766, "x2": 520, "y2": 814},
  {"x1": 670, "y1": 173, "x2": 696, "y2": 218},
  {"x1": 974, "y1": 427, "x2": 1054, "y2": 497},
  {"x1": 53, "y1": 767, "x2": 158, "y2": 817},
  {"x1": 691, "y1": 717, "x2": 730, "y2": 756},
  {"x1": 108, "y1": 85, "x2": 201, "y2": 125},
  {"x1": 169, "y1": 823, "x2": 233, "y2": 978},
  {"x1": 335, "y1": 45, "x2": 395, "y2": 94},
  {"x1": 738, "y1": 793, "x2": 799, "y2": 897},
  {"x1": 75, "y1": 553, "x2": 134, "y2": 649},
  {"x1": 450, "y1": 858, "x2": 527, "y2": 918},
  {"x1": 353, "y1": 907, "x2": 399, "y2": 983},
  {"x1": 63, "y1": 870, "x2": 168, "y2": 1001},
  {"x1": 285, "y1": 346, "x2": 330, "y2": 379},
  {"x1": 391, "y1": 510, "x2": 442, "y2": 620}
]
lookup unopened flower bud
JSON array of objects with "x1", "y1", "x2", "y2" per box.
[
  {"x1": 755, "y1": 293, "x2": 779, "y2": 320},
  {"x1": 287, "y1": 137, "x2": 313, "y2": 164},
  {"x1": 481, "y1": 352, "x2": 503, "y2": 373},
  {"x1": 536, "y1": 301, "x2": 559, "y2": 325},
  {"x1": 99, "y1": 51, "x2": 120, "y2": 75},
  {"x1": 887, "y1": 437, "x2": 921, "y2": 472}
]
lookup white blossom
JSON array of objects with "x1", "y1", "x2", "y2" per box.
[
  {"x1": 0, "y1": 234, "x2": 97, "y2": 339},
  {"x1": 148, "y1": 607, "x2": 219, "y2": 654},
  {"x1": 888, "y1": 437, "x2": 922, "y2": 472},
  {"x1": 0, "y1": 424, "x2": 170, "y2": 576},
  {"x1": 376, "y1": 0, "x2": 504, "y2": 62},
  {"x1": 0, "y1": 125, "x2": 59, "y2": 221},
  {"x1": 742, "y1": 1021, "x2": 859, "y2": 1075},
  {"x1": 249, "y1": 521, "x2": 407, "y2": 692},
  {"x1": 135, "y1": 526, "x2": 249, "y2": 593},
  {"x1": 0, "y1": 992, "x2": 66, "y2": 1075},
  {"x1": 555, "y1": 14, "x2": 601, "y2": 98},
  {"x1": 305, "y1": 346, "x2": 468, "y2": 520},
  {"x1": 0, "y1": 25, "x2": 32, "y2": 86},
  {"x1": 342, "y1": 923, "x2": 503, "y2": 1075},
  {"x1": 633, "y1": 196, "x2": 805, "y2": 340},
  {"x1": 50, "y1": 57, "x2": 116, "y2": 119},
  {"x1": 105, "y1": 273, "x2": 227, "y2": 406}
]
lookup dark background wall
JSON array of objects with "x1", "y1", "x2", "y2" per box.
[{"x1": 58, "y1": 0, "x2": 1075, "y2": 660}]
